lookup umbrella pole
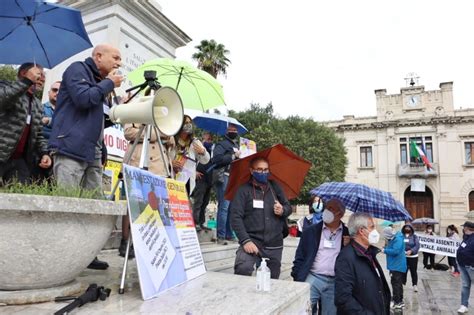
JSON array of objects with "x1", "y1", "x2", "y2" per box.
[{"x1": 175, "y1": 67, "x2": 184, "y2": 90}]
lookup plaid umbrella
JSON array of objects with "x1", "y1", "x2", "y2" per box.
[
  {"x1": 311, "y1": 182, "x2": 412, "y2": 221},
  {"x1": 411, "y1": 217, "x2": 439, "y2": 225}
]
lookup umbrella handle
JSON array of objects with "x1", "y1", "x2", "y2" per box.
[{"x1": 176, "y1": 67, "x2": 184, "y2": 90}]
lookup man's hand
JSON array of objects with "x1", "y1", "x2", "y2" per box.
[
  {"x1": 406, "y1": 250, "x2": 412, "y2": 256},
  {"x1": 196, "y1": 171, "x2": 204, "y2": 180},
  {"x1": 39, "y1": 155, "x2": 52, "y2": 169},
  {"x1": 343, "y1": 235, "x2": 350, "y2": 246},
  {"x1": 41, "y1": 117, "x2": 50, "y2": 126},
  {"x1": 234, "y1": 149, "x2": 241, "y2": 158},
  {"x1": 107, "y1": 69, "x2": 124, "y2": 87},
  {"x1": 243, "y1": 241, "x2": 259, "y2": 255},
  {"x1": 274, "y1": 201, "x2": 283, "y2": 216}
]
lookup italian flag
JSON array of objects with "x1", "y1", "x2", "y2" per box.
[{"x1": 410, "y1": 140, "x2": 432, "y2": 170}]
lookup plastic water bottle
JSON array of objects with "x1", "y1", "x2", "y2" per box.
[{"x1": 256, "y1": 258, "x2": 271, "y2": 292}]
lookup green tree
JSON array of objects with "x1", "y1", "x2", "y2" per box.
[
  {"x1": 192, "y1": 39, "x2": 230, "y2": 78},
  {"x1": 230, "y1": 104, "x2": 347, "y2": 204},
  {"x1": 0, "y1": 65, "x2": 17, "y2": 81}
]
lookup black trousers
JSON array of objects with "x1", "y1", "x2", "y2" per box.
[
  {"x1": 391, "y1": 271, "x2": 404, "y2": 303},
  {"x1": 191, "y1": 178, "x2": 212, "y2": 226},
  {"x1": 0, "y1": 157, "x2": 31, "y2": 184},
  {"x1": 423, "y1": 252, "x2": 435, "y2": 269},
  {"x1": 448, "y1": 256, "x2": 459, "y2": 272},
  {"x1": 403, "y1": 256, "x2": 418, "y2": 286}
]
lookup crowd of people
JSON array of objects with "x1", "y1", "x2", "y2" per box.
[{"x1": 1, "y1": 42, "x2": 473, "y2": 314}]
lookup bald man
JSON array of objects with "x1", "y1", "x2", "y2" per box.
[{"x1": 49, "y1": 44, "x2": 123, "y2": 270}]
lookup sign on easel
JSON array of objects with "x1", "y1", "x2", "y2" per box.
[{"x1": 123, "y1": 165, "x2": 206, "y2": 300}]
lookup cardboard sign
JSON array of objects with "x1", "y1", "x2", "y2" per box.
[
  {"x1": 123, "y1": 165, "x2": 206, "y2": 300},
  {"x1": 104, "y1": 125, "x2": 128, "y2": 158}
]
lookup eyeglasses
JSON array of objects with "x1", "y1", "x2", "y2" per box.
[
  {"x1": 252, "y1": 168, "x2": 269, "y2": 173},
  {"x1": 51, "y1": 88, "x2": 59, "y2": 92}
]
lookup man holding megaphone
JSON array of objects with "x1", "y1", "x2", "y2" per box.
[{"x1": 49, "y1": 43, "x2": 124, "y2": 270}]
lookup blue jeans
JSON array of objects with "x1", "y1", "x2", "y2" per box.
[
  {"x1": 460, "y1": 265, "x2": 474, "y2": 307},
  {"x1": 216, "y1": 174, "x2": 232, "y2": 239},
  {"x1": 305, "y1": 273, "x2": 336, "y2": 315}
]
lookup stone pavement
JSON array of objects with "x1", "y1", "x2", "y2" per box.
[{"x1": 1, "y1": 243, "x2": 473, "y2": 314}]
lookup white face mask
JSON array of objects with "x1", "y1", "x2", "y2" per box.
[
  {"x1": 427, "y1": 229, "x2": 433, "y2": 233},
  {"x1": 322, "y1": 210, "x2": 335, "y2": 224},
  {"x1": 367, "y1": 229, "x2": 380, "y2": 245},
  {"x1": 312, "y1": 202, "x2": 324, "y2": 213}
]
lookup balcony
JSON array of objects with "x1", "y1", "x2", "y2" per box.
[{"x1": 397, "y1": 163, "x2": 438, "y2": 178}]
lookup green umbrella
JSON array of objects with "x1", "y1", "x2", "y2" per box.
[{"x1": 127, "y1": 58, "x2": 225, "y2": 111}]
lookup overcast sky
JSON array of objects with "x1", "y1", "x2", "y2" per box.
[{"x1": 159, "y1": 0, "x2": 474, "y2": 121}]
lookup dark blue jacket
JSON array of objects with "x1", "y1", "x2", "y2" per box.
[
  {"x1": 211, "y1": 136, "x2": 238, "y2": 172},
  {"x1": 384, "y1": 231, "x2": 407, "y2": 273},
  {"x1": 42, "y1": 101, "x2": 54, "y2": 140},
  {"x1": 457, "y1": 233, "x2": 474, "y2": 267},
  {"x1": 335, "y1": 241, "x2": 391, "y2": 315},
  {"x1": 49, "y1": 57, "x2": 114, "y2": 162},
  {"x1": 291, "y1": 221, "x2": 349, "y2": 282}
]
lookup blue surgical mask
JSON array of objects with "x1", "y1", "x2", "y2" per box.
[
  {"x1": 312, "y1": 202, "x2": 323, "y2": 213},
  {"x1": 252, "y1": 171, "x2": 269, "y2": 184}
]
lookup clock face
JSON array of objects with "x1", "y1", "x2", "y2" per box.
[{"x1": 407, "y1": 95, "x2": 420, "y2": 107}]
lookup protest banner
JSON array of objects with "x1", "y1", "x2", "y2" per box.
[
  {"x1": 416, "y1": 233, "x2": 461, "y2": 257},
  {"x1": 240, "y1": 137, "x2": 257, "y2": 158},
  {"x1": 123, "y1": 165, "x2": 206, "y2": 300}
]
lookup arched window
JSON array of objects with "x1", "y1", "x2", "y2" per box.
[{"x1": 469, "y1": 191, "x2": 474, "y2": 211}]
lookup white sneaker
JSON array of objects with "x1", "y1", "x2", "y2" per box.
[
  {"x1": 413, "y1": 285, "x2": 418, "y2": 292},
  {"x1": 457, "y1": 305, "x2": 468, "y2": 313}
]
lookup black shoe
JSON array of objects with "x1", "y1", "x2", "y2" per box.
[
  {"x1": 118, "y1": 239, "x2": 135, "y2": 259},
  {"x1": 216, "y1": 238, "x2": 228, "y2": 245},
  {"x1": 196, "y1": 225, "x2": 202, "y2": 232},
  {"x1": 87, "y1": 257, "x2": 109, "y2": 270},
  {"x1": 200, "y1": 224, "x2": 212, "y2": 231}
]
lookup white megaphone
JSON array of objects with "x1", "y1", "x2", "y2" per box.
[{"x1": 109, "y1": 86, "x2": 184, "y2": 136}]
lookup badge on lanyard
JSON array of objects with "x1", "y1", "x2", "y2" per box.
[
  {"x1": 323, "y1": 239, "x2": 336, "y2": 249},
  {"x1": 253, "y1": 199, "x2": 264, "y2": 209},
  {"x1": 404, "y1": 239, "x2": 409, "y2": 243},
  {"x1": 461, "y1": 242, "x2": 467, "y2": 248},
  {"x1": 26, "y1": 114, "x2": 31, "y2": 125}
]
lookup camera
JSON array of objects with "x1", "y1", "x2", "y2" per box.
[{"x1": 144, "y1": 70, "x2": 157, "y2": 81}]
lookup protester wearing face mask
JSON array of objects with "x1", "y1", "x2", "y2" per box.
[
  {"x1": 296, "y1": 196, "x2": 324, "y2": 237},
  {"x1": 230, "y1": 157, "x2": 292, "y2": 279},
  {"x1": 292, "y1": 199, "x2": 350, "y2": 314},
  {"x1": 335, "y1": 212, "x2": 391, "y2": 315},
  {"x1": 401, "y1": 224, "x2": 420, "y2": 292},
  {"x1": 446, "y1": 225, "x2": 461, "y2": 277},
  {"x1": 381, "y1": 226, "x2": 407, "y2": 310},
  {"x1": 423, "y1": 224, "x2": 437, "y2": 270},
  {"x1": 170, "y1": 115, "x2": 209, "y2": 195},
  {"x1": 455, "y1": 221, "x2": 474, "y2": 314},
  {"x1": 212, "y1": 124, "x2": 241, "y2": 244}
]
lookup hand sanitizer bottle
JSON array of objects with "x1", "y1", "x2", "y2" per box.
[{"x1": 256, "y1": 258, "x2": 271, "y2": 292}]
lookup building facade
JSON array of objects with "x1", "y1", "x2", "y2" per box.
[{"x1": 326, "y1": 81, "x2": 474, "y2": 231}]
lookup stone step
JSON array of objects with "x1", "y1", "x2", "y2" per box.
[
  {"x1": 200, "y1": 242, "x2": 239, "y2": 262},
  {"x1": 205, "y1": 256, "x2": 235, "y2": 273}
]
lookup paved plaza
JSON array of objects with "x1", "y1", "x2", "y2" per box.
[{"x1": 1, "y1": 244, "x2": 473, "y2": 314}]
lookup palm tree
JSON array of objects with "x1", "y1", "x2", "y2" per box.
[{"x1": 192, "y1": 39, "x2": 230, "y2": 78}]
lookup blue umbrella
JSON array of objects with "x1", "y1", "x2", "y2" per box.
[
  {"x1": 0, "y1": 0, "x2": 93, "y2": 68},
  {"x1": 311, "y1": 182, "x2": 412, "y2": 222},
  {"x1": 192, "y1": 112, "x2": 247, "y2": 135}
]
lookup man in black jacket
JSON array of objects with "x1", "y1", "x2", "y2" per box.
[
  {"x1": 335, "y1": 212, "x2": 391, "y2": 315},
  {"x1": 0, "y1": 63, "x2": 52, "y2": 184},
  {"x1": 213, "y1": 124, "x2": 240, "y2": 244},
  {"x1": 292, "y1": 199, "x2": 350, "y2": 314},
  {"x1": 230, "y1": 157, "x2": 292, "y2": 279}
]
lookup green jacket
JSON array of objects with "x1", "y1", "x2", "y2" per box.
[{"x1": 0, "y1": 79, "x2": 48, "y2": 164}]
